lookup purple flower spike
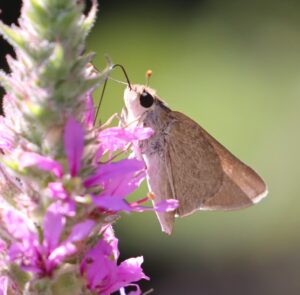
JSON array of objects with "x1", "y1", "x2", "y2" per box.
[
  {"x1": 19, "y1": 152, "x2": 63, "y2": 178},
  {"x1": 64, "y1": 117, "x2": 84, "y2": 177}
]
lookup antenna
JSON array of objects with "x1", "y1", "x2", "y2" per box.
[
  {"x1": 93, "y1": 78, "x2": 108, "y2": 126},
  {"x1": 112, "y1": 64, "x2": 132, "y2": 90},
  {"x1": 93, "y1": 63, "x2": 132, "y2": 125}
]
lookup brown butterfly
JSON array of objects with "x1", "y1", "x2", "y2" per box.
[{"x1": 119, "y1": 79, "x2": 268, "y2": 234}]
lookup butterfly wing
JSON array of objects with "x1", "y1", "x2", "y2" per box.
[
  {"x1": 164, "y1": 111, "x2": 268, "y2": 217},
  {"x1": 143, "y1": 149, "x2": 176, "y2": 235}
]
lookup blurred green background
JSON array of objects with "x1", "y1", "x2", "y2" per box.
[
  {"x1": 89, "y1": 1, "x2": 300, "y2": 294},
  {"x1": 1, "y1": 0, "x2": 300, "y2": 294}
]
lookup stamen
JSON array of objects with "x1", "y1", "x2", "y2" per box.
[{"x1": 130, "y1": 197, "x2": 149, "y2": 207}]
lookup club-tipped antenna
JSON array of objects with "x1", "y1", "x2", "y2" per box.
[{"x1": 112, "y1": 64, "x2": 132, "y2": 90}]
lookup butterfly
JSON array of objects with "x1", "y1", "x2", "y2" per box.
[{"x1": 120, "y1": 83, "x2": 268, "y2": 234}]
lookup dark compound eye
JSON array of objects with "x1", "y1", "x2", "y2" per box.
[{"x1": 140, "y1": 91, "x2": 154, "y2": 108}]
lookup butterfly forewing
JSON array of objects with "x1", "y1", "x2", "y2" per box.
[
  {"x1": 163, "y1": 111, "x2": 224, "y2": 216},
  {"x1": 197, "y1": 121, "x2": 268, "y2": 210}
]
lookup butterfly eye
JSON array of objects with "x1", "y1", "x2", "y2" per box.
[{"x1": 140, "y1": 91, "x2": 154, "y2": 108}]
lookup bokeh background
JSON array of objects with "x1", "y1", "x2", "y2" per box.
[{"x1": 1, "y1": 1, "x2": 300, "y2": 294}]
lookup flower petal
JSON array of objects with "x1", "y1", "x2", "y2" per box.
[
  {"x1": 81, "y1": 239, "x2": 148, "y2": 295},
  {"x1": 65, "y1": 219, "x2": 95, "y2": 243},
  {"x1": 64, "y1": 117, "x2": 84, "y2": 177},
  {"x1": 84, "y1": 158, "x2": 145, "y2": 188},
  {"x1": 50, "y1": 199, "x2": 76, "y2": 217},
  {"x1": 118, "y1": 257, "x2": 149, "y2": 281},
  {"x1": 81, "y1": 239, "x2": 116, "y2": 291},
  {"x1": 43, "y1": 205, "x2": 65, "y2": 253},
  {"x1": 109, "y1": 257, "x2": 149, "y2": 293},
  {"x1": 130, "y1": 199, "x2": 179, "y2": 213},
  {"x1": 47, "y1": 220, "x2": 95, "y2": 268},
  {"x1": 98, "y1": 127, "x2": 154, "y2": 152},
  {"x1": 19, "y1": 152, "x2": 63, "y2": 178},
  {"x1": 47, "y1": 242, "x2": 77, "y2": 268},
  {"x1": 1, "y1": 206, "x2": 36, "y2": 241},
  {"x1": 92, "y1": 195, "x2": 132, "y2": 212},
  {"x1": 0, "y1": 206, "x2": 39, "y2": 270},
  {"x1": 154, "y1": 199, "x2": 179, "y2": 212},
  {"x1": 47, "y1": 182, "x2": 69, "y2": 200},
  {"x1": 102, "y1": 225, "x2": 119, "y2": 260},
  {"x1": 104, "y1": 171, "x2": 145, "y2": 200}
]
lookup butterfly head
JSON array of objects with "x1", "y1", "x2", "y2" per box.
[{"x1": 123, "y1": 84, "x2": 157, "y2": 121}]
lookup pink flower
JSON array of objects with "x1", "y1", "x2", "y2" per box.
[
  {"x1": 1, "y1": 203, "x2": 95, "y2": 276},
  {"x1": 84, "y1": 158, "x2": 146, "y2": 211},
  {"x1": 81, "y1": 226, "x2": 149, "y2": 295},
  {"x1": 19, "y1": 116, "x2": 84, "y2": 178},
  {"x1": 98, "y1": 127, "x2": 154, "y2": 153},
  {"x1": 19, "y1": 152, "x2": 63, "y2": 178}
]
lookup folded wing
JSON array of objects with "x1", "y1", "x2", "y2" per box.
[{"x1": 164, "y1": 111, "x2": 267, "y2": 216}]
